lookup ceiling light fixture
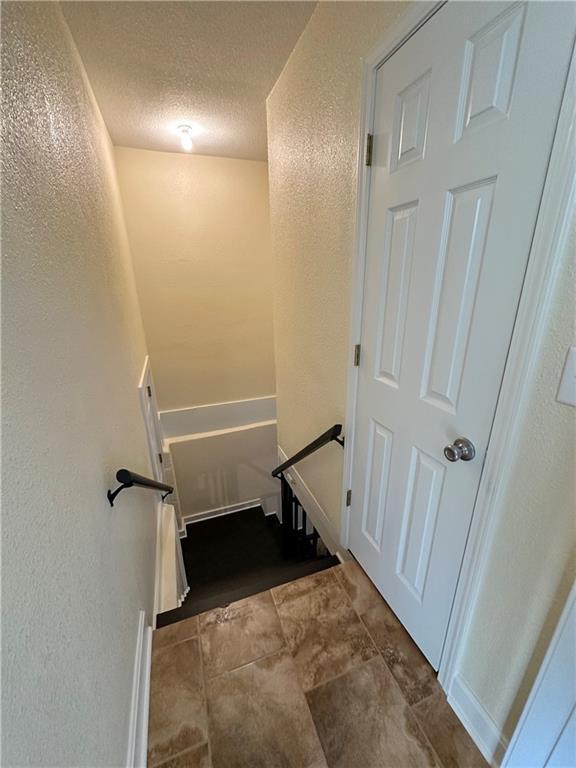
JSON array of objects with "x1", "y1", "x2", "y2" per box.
[{"x1": 178, "y1": 124, "x2": 195, "y2": 152}]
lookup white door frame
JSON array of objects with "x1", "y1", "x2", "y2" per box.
[
  {"x1": 138, "y1": 355, "x2": 164, "y2": 481},
  {"x1": 501, "y1": 583, "x2": 576, "y2": 767},
  {"x1": 340, "y1": 0, "x2": 575, "y2": 698}
]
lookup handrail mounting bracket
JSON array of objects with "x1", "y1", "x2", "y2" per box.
[{"x1": 106, "y1": 468, "x2": 173, "y2": 507}]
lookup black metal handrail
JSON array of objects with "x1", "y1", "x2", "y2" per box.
[
  {"x1": 107, "y1": 468, "x2": 173, "y2": 507},
  {"x1": 271, "y1": 424, "x2": 344, "y2": 478}
]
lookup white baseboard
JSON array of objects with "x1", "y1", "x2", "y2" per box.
[
  {"x1": 448, "y1": 673, "x2": 508, "y2": 766},
  {"x1": 126, "y1": 611, "x2": 152, "y2": 768},
  {"x1": 179, "y1": 497, "x2": 279, "y2": 536},
  {"x1": 160, "y1": 395, "x2": 276, "y2": 438},
  {"x1": 277, "y1": 445, "x2": 350, "y2": 561}
]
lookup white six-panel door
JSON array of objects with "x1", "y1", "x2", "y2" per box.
[{"x1": 349, "y1": 2, "x2": 575, "y2": 667}]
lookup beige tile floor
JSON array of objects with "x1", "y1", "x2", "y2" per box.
[{"x1": 148, "y1": 561, "x2": 487, "y2": 768}]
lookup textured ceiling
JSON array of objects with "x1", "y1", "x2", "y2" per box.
[{"x1": 62, "y1": 2, "x2": 315, "y2": 160}]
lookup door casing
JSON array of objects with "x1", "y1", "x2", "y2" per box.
[
  {"x1": 340, "y1": 0, "x2": 576, "y2": 710},
  {"x1": 138, "y1": 355, "x2": 164, "y2": 481}
]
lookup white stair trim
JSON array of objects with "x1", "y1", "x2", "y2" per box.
[
  {"x1": 162, "y1": 419, "x2": 276, "y2": 452},
  {"x1": 126, "y1": 611, "x2": 152, "y2": 768},
  {"x1": 159, "y1": 395, "x2": 276, "y2": 438}
]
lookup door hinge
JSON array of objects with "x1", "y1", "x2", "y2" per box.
[
  {"x1": 353, "y1": 344, "x2": 361, "y2": 367},
  {"x1": 146, "y1": 385, "x2": 152, "y2": 397},
  {"x1": 346, "y1": 489, "x2": 352, "y2": 507},
  {"x1": 158, "y1": 452, "x2": 163, "y2": 464},
  {"x1": 365, "y1": 133, "x2": 373, "y2": 167}
]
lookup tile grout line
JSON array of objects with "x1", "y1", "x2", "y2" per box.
[
  {"x1": 195, "y1": 589, "x2": 287, "y2": 681},
  {"x1": 356, "y1": 606, "x2": 445, "y2": 767},
  {"x1": 273, "y1": 566, "x2": 382, "y2": 694},
  {"x1": 197, "y1": 620, "x2": 214, "y2": 768},
  {"x1": 279, "y1": 566, "x2": 443, "y2": 763},
  {"x1": 152, "y1": 743, "x2": 207, "y2": 768},
  {"x1": 148, "y1": 634, "x2": 211, "y2": 768},
  {"x1": 272, "y1": 568, "x2": 399, "y2": 763},
  {"x1": 270, "y1": 583, "x2": 331, "y2": 767},
  {"x1": 304, "y1": 653, "x2": 379, "y2": 694},
  {"x1": 410, "y1": 686, "x2": 442, "y2": 710},
  {"x1": 333, "y1": 563, "x2": 424, "y2": 695},
  {"x1": 201, "y1": 582, "x2": 330, "y2": 766},
  {"x1": 270, "y1": 567, "x2": 336, "y2": 605},
  {"x1": 163, "y1": 594, "x2": 285, "y2": 682},
  {"x1": 152, "y1": 631, "x2": 199, "y2": 653},
  {"x1": 205, "y1": 643, "x2": 288, "y2": 681},
  {"x1": 333, "y1": 564, "x2": 447, "y2": 768}
]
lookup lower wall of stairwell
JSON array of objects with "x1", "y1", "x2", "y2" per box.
[{"x1": 159, "y1": 397, "x2": 280, "y2": 529}]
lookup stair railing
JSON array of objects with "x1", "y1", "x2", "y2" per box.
[
  {"x1": 271, "y1": 424, "x2": 344, "y2": 478},
  {"x1": 107, "y1": 468, "x2": 173, "y2": 507},
  {"x1": 271, "y1": 424, "x2": 344, "y2": 557}
]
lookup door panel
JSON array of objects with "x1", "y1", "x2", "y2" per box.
[
  {"x1": 350, "y1": 2, "x2": 575, "y2": 667},
  {"x1": 390, "y1": 70, "x2": 431, "y2": 171},
  {"x1": 361, "y1": 420, "x2": 393, "y2": 551},
  {"x1": 396, "y1": 447, "x2": 445, "y2": 603},
  {"x1": 455, "y1": 4, "x2": 525, "y2": 140},
  {"x1": 375, "y1": 203, "x2": 418, "y2": 387},
  {"x1": 422, "y1": 178, "x2": 495, "y2": 410}
]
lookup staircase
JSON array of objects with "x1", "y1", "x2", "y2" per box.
[
  {"x1": 157, "y1": 505, "x2": 337, "y2": 626},
  {"x1": 157, "y1": 424, "x2": 343, "y2": 627}
]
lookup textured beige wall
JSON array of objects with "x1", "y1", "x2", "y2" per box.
[
  {"x1": 459, "y1": 224, "x2": 576, "y2": 737},
  {"x1": 2, "y1": 4, "x2": 156, "y2": 765},
  {"x1": 266, "y1": 1, "x2": 408, "y2": 532},
  {"x1": 266, "y1": 0, "x2": 575, "y2": 741},
  {"x1": 115, "y1": 146, "x2": 276, "y2": 411}
]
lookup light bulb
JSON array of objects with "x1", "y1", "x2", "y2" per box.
[{"x1": 178, "y1": 125, "x2": 194, "y2": 152}]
